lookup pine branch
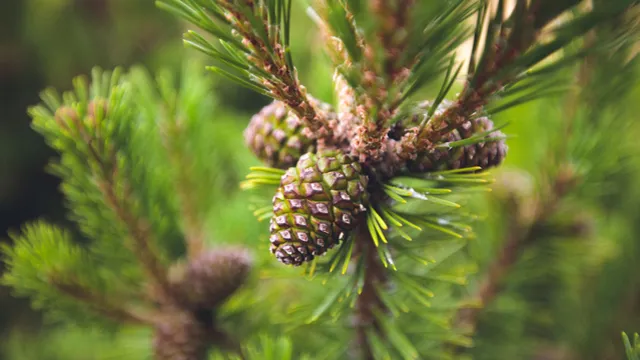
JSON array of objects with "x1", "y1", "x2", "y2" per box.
[
  {"x1": 75, "y1": 103, "x2": 175, "y2": 302},
  {"x1": 217, "y1": 0, "x2": 324, "y2": 132},
  {"x1": 399, "y1": 0, "x2": 637, "y2": 160},
  {"x1": 95, "y1": 174, "x2": 174, "y2": 304},
  {"x1": 157, "y1": 0, "x2": 332, "y2": 137},
  {"x1": 1, "y1": 221, "x2": 147, "y2": 327},
  {"x1": 31, "y1": 72, "x2": 176, "y2": 305},
  {"x1": 312, "y1": 0, "x2": 394, "y2": 161},
  {"x1": 162, "y1": 118, "x2": 207, "y2": 258},
  {"x1": 50, "y1": 276, "x2": 157, "y2": 325},
  {"x1": 10, "y1": 64, "x2": 259, "y2": 360},
  {"x1": 454, "y1": 165, "x2": 578, "y2": 336},
  {"x1": 316, "y1": 1, "x2": 476, "y2": 164}
]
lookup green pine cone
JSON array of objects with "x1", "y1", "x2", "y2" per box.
[
  {"x1": 168, "y1": 248, "x2": 252, "y2": 310},
  {"x1": 269, "y1": 150, "x2": 369, "y2": 266},
  {"x1": 244, "y1": 101, "x2": 316, "y2": 169},
  {"x1": 152, "y1": 309, "x2": 209, "y2": 360}
]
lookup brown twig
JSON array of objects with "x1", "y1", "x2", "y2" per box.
[
  {"x1": 219, "y1": 1, "x2": 330, "y2": 137},
  {"x1": 370, "y1": 0, "x2": 414, "y2": 82},
  {"x1": 348, "y1": 0, "x2": 416, "y2": 164}
]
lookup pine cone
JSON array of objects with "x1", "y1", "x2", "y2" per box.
[
  {"x1": 400, "y1": 101, "x2": 507, "y2": 172},
  {"x1": 168, "y1": 248, "x2": 252, "y2": 310},
  {"x1": 153, "y1": 309, "x2": 209, "y2": 360},
  {"x1": 455, "y1": 116, "x2": 508, "y2": 169},
  {"x1": 269, "y1": 150, "x2": 369, "y2": 266},
  {"x1": 244, "y1": 101, "x2": 316, "y2": 169},
  {"x1": 408, "y1": 130, "x2": 465, "y2": 172}
]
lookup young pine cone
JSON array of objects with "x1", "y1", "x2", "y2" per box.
[
  {"x1": 168, "y1": 248, "x2": 252, "y2": 310},
  {"x1": 244, "y1": 101, "x2": 316, "y2": 169},
  {"x1": 269, "y1": 150, "x2": 369, "y2": 266},
  {"x1": 401, "y1": 105, "x2": 507, "y2": 172},
  {"x1": 456, "y1": 116, "x2": 508, "y2": 169},
  {"x1": 152, "y1": 309, "x2": 209, "y2": 360}
]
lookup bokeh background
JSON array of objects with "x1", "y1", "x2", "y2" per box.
[
  {"x1": 1, "y1": 1, "x2": 639, "y2": 359},
  {"x1": 0, "y1": 1, "x2": 330, "y2": 357}
]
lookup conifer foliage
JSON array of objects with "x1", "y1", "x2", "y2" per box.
[
  {"x1": 2, "y1": 0, "x2": 640, "y2": 359},
  {"x1": 2, "y1": 64, "x2": 258, "y2": 359}
]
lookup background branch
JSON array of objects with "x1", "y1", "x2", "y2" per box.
[
  {"x1": 50, "y1": 276, "x2": 157, "y2": 326},
  {"x1": 454, "y1": 165, "x2": 577, "y2": 334},
  {"x1": 162, "y1": 118, "x2": 206, "y2": 259}
]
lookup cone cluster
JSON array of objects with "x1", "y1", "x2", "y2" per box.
[
  {"x1": 269, "y1": 150, "x2": 369, "y2": 266},
  {"x1": 244, "y1": 99, "x2": 507, "y2": 266}
]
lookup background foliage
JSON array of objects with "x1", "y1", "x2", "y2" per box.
[{"x1": 0, "y1": 0, "x2": 639, "y2": 359}]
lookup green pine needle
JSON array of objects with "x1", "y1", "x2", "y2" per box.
[{"x1": 624, "y1": 332, "x2": 640, "y2": 360}]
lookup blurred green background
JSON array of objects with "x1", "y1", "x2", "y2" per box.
[
  {"x1": 1, "y1": 1, "x2": 639, "y2": 359},
  {"x1": 0, "y1": 1, "x2": 330, "y2": 357}
]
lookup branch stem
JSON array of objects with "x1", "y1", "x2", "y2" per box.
[
  {"x1": 51, "y1": 278, "x2": 156, "y2": 325},
  {"x1": 208, "y1": 326, "x2": 246, "y2": 360},
  {"x1": 98, "y1": 179, "x2": 174, "y2": 303},
  {"x1": 353, "y1": 220, "x2": 387, "y2": 360},
  {"x1": 162, "y1": 120, "x2": 206, "y2": 259},
  {"x1": 83, "y1": 139, "x2": 174, "y2": 303},
  {"x1": 220, "y1": 2, "x2": 329, "y2": 136},
  {"x1": 370, "y1": 0, "x2": 413, "y2": 82}
]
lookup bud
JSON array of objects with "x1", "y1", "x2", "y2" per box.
[
  {"x1": 86, "y1": 98, "x2": 109, "y2": 128},
  {"x1": 169, "y1": 247, "x2": 252, "y2": 310},
  {"x1": 54, "y1": 106, "x2": 80, "y2": 129}
]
